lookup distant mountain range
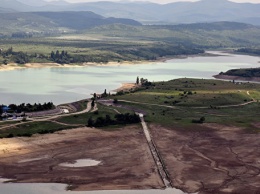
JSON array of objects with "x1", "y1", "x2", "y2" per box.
[
  {"x1": 0, "y1": 11, "x2": 141, "y2": 35},
  {"x1": 0, "y1": 0, "x2": 260, "y2": 25}
]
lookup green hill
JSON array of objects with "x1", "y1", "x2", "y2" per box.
[
  {"x1": 88, "y1": 22, "x2": 260, "y2": 48},
  {"x1": 220, "y1": 68, "x2": 260, "y2": 78}
]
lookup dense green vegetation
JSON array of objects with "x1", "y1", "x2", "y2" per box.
[
  {"x1": 220, "y1": 68, "x2": 260, "y2": 78},
  {"x1": 87, "y1": 113, "x2": 140, "y2": 128},
  {"x1": 0, "y1": 102, "x2": 54, "y2": 114}
]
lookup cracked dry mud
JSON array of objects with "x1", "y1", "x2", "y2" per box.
[
  {"x1": 150, "y1": 123, "x2": 260, "y2": 194},
  {"x1": 0, "y1": 126, "x2": 164, "y2": 190},
  {"x1": 0, "y1": 122, "x2": 259, "y2": 194}
]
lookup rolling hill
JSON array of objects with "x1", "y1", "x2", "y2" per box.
[
  {"x1": 1, "y1": 0, "x2": 259, "y2": 25},
  {"x1": 0, "y1": 11, "x2": 142, "y2": 35},
  {"x1": 87, "y1": 22, "x2": 260, "y2": 47}
]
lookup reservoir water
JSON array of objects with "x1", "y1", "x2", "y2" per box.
[{"x1": 0, "y1": 51, "x2": 259, "y2": 105}]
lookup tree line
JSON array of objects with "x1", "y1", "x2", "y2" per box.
[
  {"x1": 0, "y1": 102, "x2": 54, "y2": 114},
  {"x1": 87, "y1": 113, "x2": 140, "y2": 127},
  {"x1": 0, "y1": 47, "x2": 29, "y2": 64}
]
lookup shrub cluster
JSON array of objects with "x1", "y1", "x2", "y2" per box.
[{"x1": 87, "y1": 113, "x2": 140, "y2": 127}]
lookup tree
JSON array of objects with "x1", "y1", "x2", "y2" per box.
[
  {"x1": 91, "y1": 99, "x2": 95, "y2": 108},
  {"x1": 136, "y1": 76, "x2": 139, "y2": 85},
  {"x1": 105, "y1": 115, "x2": 112, "y2": 124},
  {"x1": 87, "y1": 117, "x2": 94, "y2": 127},
  {"x1": 51, "y1": 51, "x2": 55, "y2": 59},
  {"x1": 6, "y1": 47, "x2": 13, "y2": 55},
  {"x1": 3, "y1": 59, "x2": 8, "y2": 65},
  {"x1": 200, "y1": 117, "x2": 205, "y2": 123},
  {"x1": 55, "y1": 50, "x2": 60, "y2": 59},
  {"x1": 14, "y1": 52, "x2": 29, "y2": 64},
  {"x1": 113, "y1": 98, "x2": 118, "y2": 103}
]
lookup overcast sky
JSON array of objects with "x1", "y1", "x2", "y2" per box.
[{"x1": 48, "y1": 0, "x2": 260, "y2": 3}]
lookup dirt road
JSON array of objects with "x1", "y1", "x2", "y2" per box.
[{"x1": 138, "y1": 113, "x2": 172, "y2": 188}]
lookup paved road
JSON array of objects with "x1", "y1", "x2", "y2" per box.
[{"x1": 0, "y1": 101, "x2": 93, "y2": 130}]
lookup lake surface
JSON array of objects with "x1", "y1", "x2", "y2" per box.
[{"x1": 0, "y1": 51, "x2": 259, "y2": 105}]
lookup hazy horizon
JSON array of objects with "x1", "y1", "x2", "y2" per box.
[{"x1": 45, "y1": 0, "x2": 260, "y2": 4}]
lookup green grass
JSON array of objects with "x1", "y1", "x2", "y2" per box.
[
  {"x1": 56, "y1": 103, "x2": 134, "y2": 125},
  {"x1": 116, "y1": 79, "x2": 260, "y2": 107},
  {"x1": 0, "y1": 121, "x2": 19, "y2": 126},
  {"x1": 0, "y1": 121, "x2": 73, "y2": 138},
  {"x1": 112, "y1": 78, "x2": 260, "y2": 131}
]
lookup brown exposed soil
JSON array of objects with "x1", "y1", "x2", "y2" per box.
[
  {"x1": 0, "y1": 126, "x2": 164, "y2": 190},
  {"x1": 112, "y1": 83, "x2": 138, "y2": 93},
  {"x1": 150, "y1": 123, "x2": 260, "y2": 194},
  {"x1": 0, "y1": 121, "x2": 259, "y2": 193}
]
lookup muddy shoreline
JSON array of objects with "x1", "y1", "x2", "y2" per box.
[{"x1": 0, "y1": 52, "x2": 216, "y2": 72}]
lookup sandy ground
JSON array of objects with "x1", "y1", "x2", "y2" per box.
[
  {"x1": 0, "y1": 63, "x2": 86, "y2": 72},
  {"x1": 0, "y1": 60, "x2": 155, "y2": 72},
  {"x1": 0, "y1": 126, "x2": 163, "y2": 190},
  {"x1": 150, "y1": 123, "x2": 260, "y2": 194},
  {"x1": 113, "y1": 83, "x2": 138, "y2": 92}
]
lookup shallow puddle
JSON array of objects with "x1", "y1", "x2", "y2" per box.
[
  {"x1": 59, "y1": 159, "x2": 101, "y2": 167},
  {"x1": 0, "y1": 178, "x2": 12, "y2": 183},
  {"x1": 0, "y1": 183, "x2": 193, "y2": 194}
]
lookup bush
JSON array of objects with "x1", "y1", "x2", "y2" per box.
[{"x1": 192, "y1": 117, "x2": 205, "y2": 124}]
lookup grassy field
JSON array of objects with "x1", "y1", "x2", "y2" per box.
[
  {"x1": 115, "y1": 79, "x2": 260, "y2": 106},
  {"x1": 0, "y1": 121, "x2": 73, "y2": 138},
  {"x1": 112, "y1": 78, "x2": 260, "y2": 130}
]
